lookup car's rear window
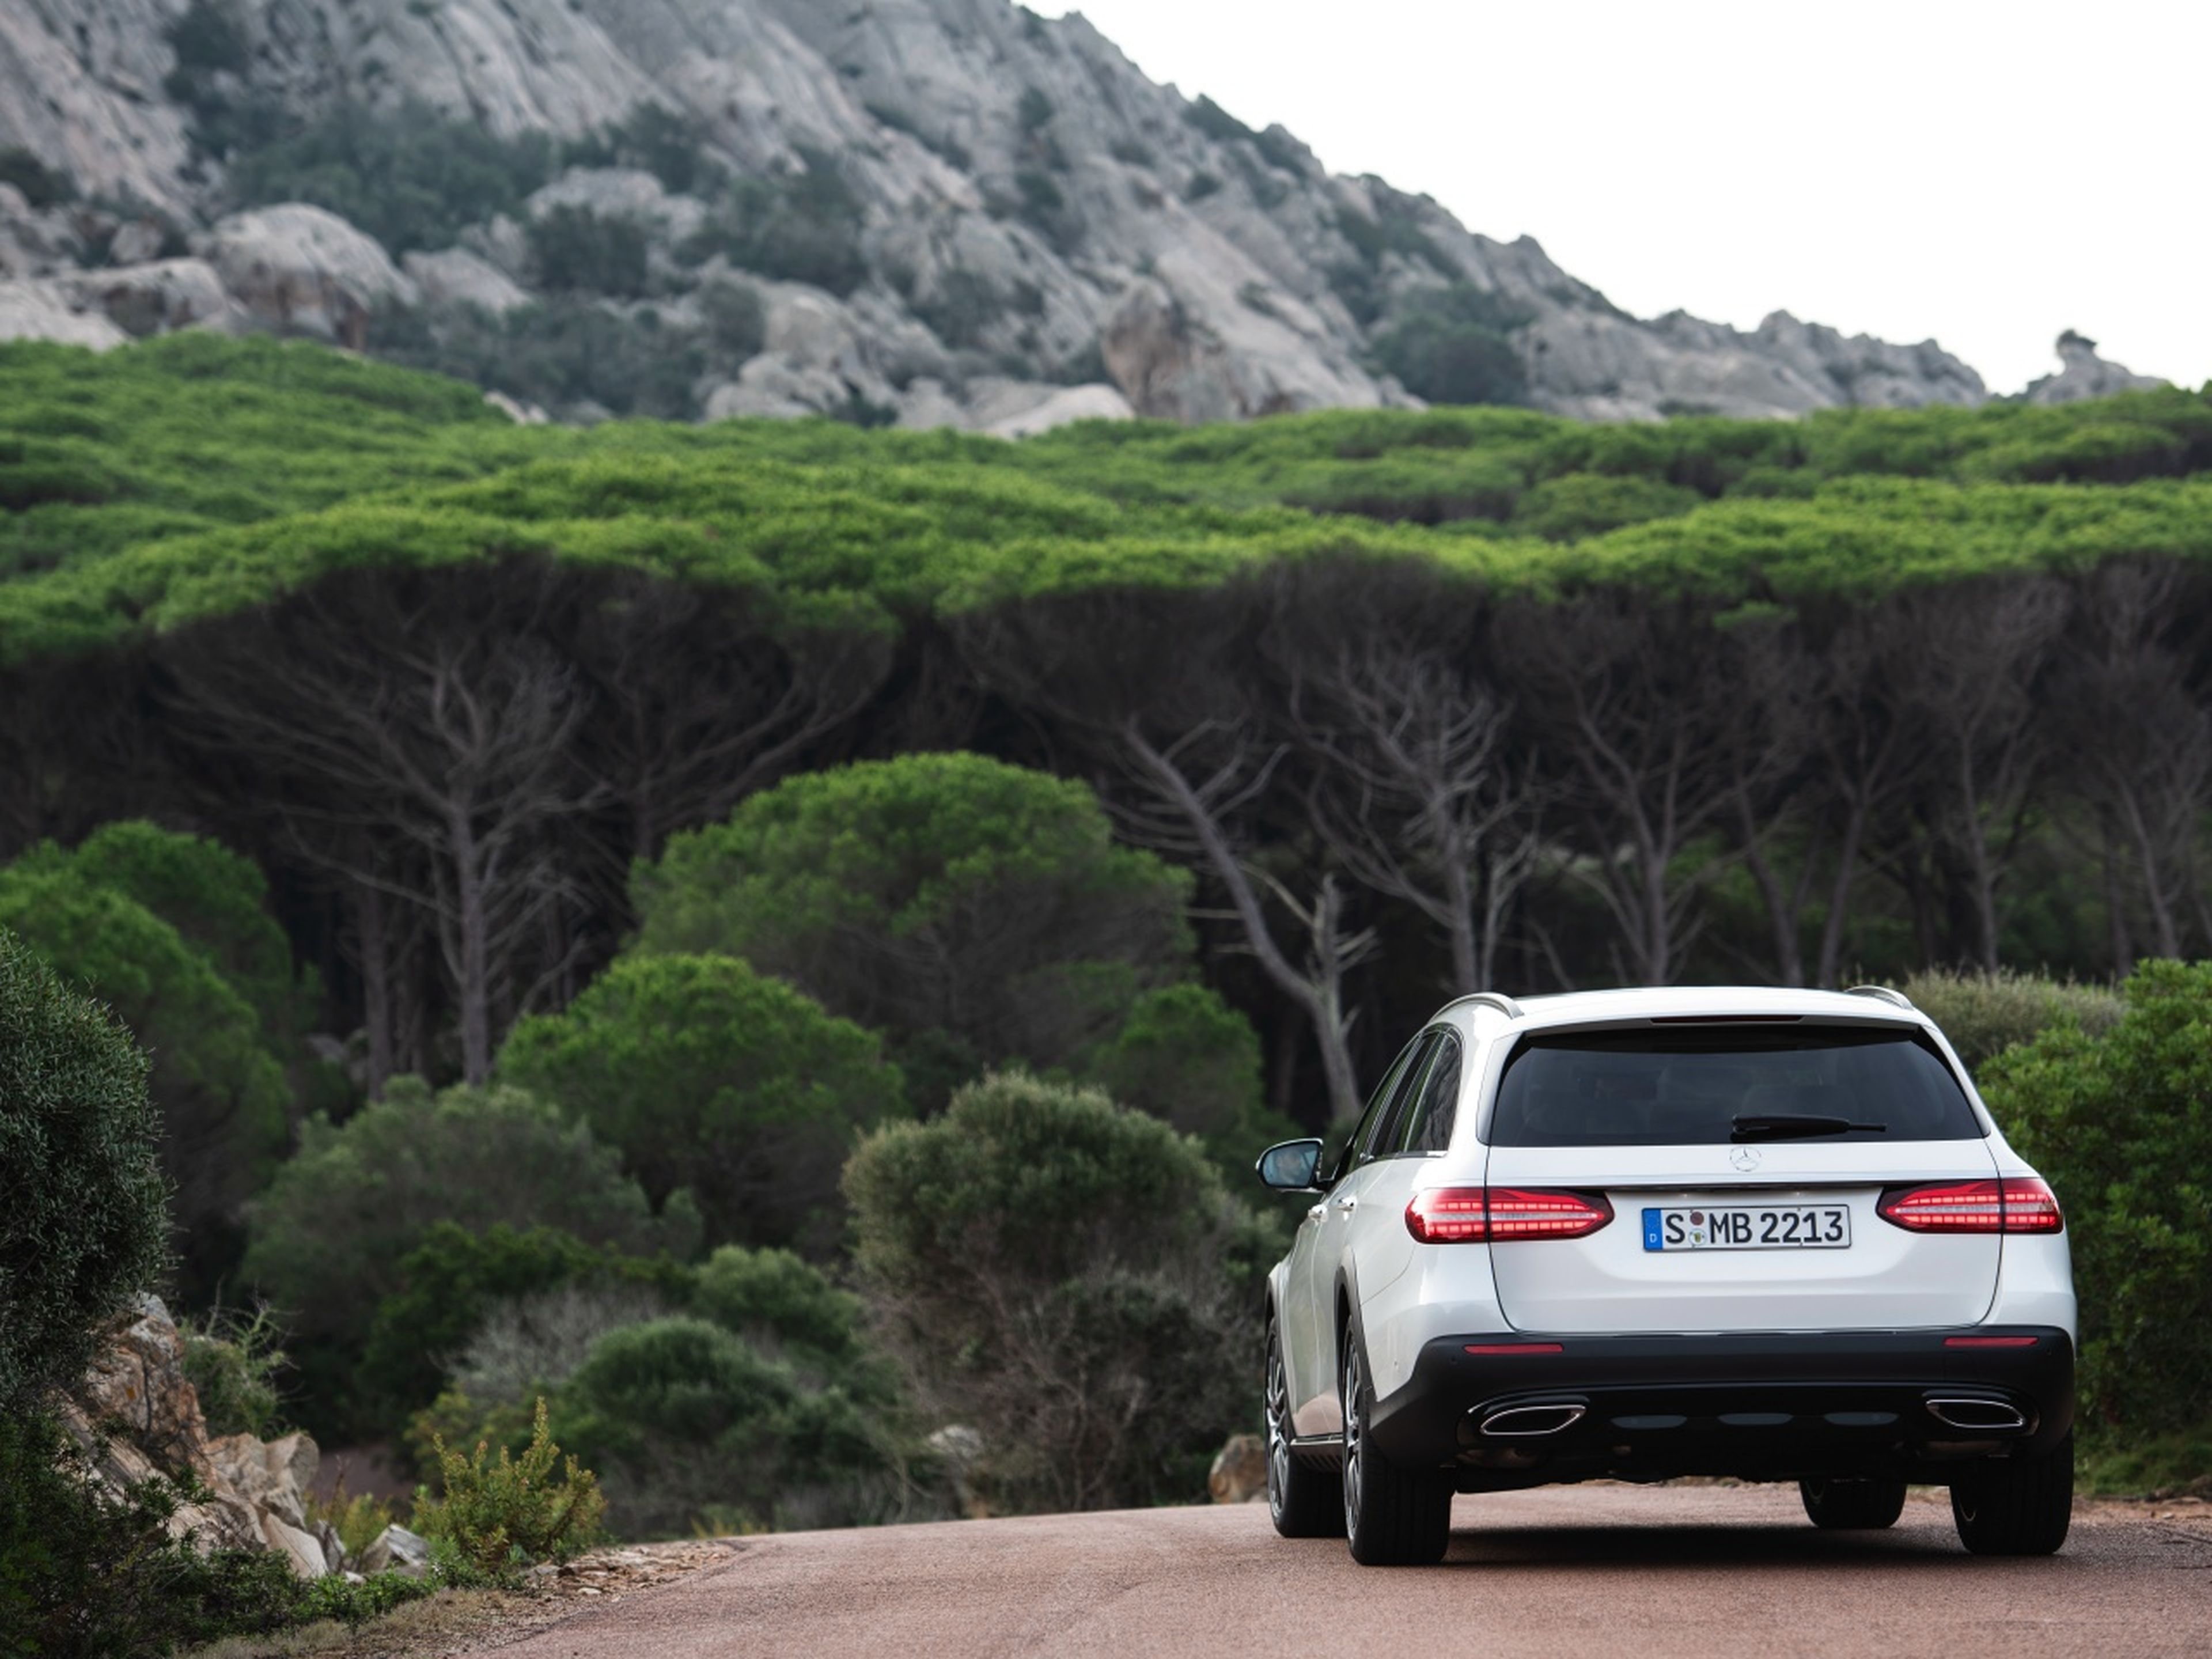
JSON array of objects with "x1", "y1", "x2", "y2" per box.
[{"x1": 1488, "y1": 1025, "x2": 1984, "y2": 1147}]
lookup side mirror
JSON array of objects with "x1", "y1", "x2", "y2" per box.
[{"x1": 1256, "y1": 1138, "x2": 1325, "y2": 1192}]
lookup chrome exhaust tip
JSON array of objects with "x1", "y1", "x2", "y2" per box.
[
  {"x1": 1478, "y1": 1403, "x2": 1588, "y2": 1438},
  {"x1": 1925, "y1": 1397, "x2": 2028, "y2": 1432}
]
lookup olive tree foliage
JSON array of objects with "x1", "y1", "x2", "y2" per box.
[
  {"x1": 0, "y1": 926, "x2": 169, "y2": 1416},
  {"x1": 502, "y1": 952, "x2": 903, "y2": 1252},
  {"x1": 1978, "y1": 961, "x2": 2212, "y2": 1431},
  {"x1": 844, "y1": 1073, "x2": 1257, "y2": 1512},
  {"x1": 0, "y1": 830, "x2": 290, "y2": 1297},
  {"x1": 631, "y1": 753, "x2": 1198, "y2": 1108},
  {"x1": 243, "y1": 1077, "x2": 683, "y2": 1351}
]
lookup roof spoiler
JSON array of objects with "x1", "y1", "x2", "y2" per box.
[
  {"x1": 1845, "y1": 984, "x2": 1915, "y2": 1011},
  {"x1": 1449, "y1": 991, "x2": 1526, "y2": 1021}
]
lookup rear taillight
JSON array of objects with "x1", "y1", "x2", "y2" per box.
[
  {"x1": 1877, "y1": 1177, "x2": 2063, "y2": 1234},
  {"x1": 1406, "y1": 1186, "x2": 1614, "y2": 1243}
]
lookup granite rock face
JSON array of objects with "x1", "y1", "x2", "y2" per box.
[
  {"x1": 2024, "y1": 330, "x2": 2167, "y2": 406},
  {"x1": 0, "y1": 0, "x2": 2124, "y2": 425},
  {"x1": 60, "y1": 1296, "x2": 342, "y2": 1578}
]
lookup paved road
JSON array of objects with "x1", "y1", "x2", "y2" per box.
[{"x1": 485, "y1": 1485, "x2": 2212, "y2": 1658}]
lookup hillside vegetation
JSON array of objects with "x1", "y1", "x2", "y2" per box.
[{"x1": 7, "y1": 337, "x2": 2212, "y2": 1537}]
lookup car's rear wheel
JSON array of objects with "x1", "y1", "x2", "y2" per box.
[
  {"x1": 1340, "y1": 1334, "x2": 1451, "y2": 1565},
  {"x1": 1800, "y1": 1476, "x2": 1907, "y2": 1529},
  {"x1": 1950, "y1": 1431, "x2": 2073, "y2": 1556},
  {"x1": 1265, "y1": 1319, "x2": 1342, "y2": 1537}
]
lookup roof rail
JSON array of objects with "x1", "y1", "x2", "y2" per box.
[
  {"x1": 1844, "y1": 984, "x2": 1915, "y2": 1011},
  {"x1": 1452, "y1": 991, "x2": 1526, "y2": 1021}
]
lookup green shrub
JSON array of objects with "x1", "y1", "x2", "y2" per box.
[
  {"x1": 0, "y1": 147, "x2": 73, "y2": 210},
  {"x1": 1902, "y1": 967, "x2": 2124, "y2": 1070},
  {"x1": 550, "y1": 1318, "x2": 889, "y2": 1537},
  {"x1": 528, "y1": 207, "x2": 653, "y2": 299},
  {"x1": 219, "y1": 100, "x2": 556, "y2": 256},
  {"x1": 691, "y1": 1245, "x2": 871, "y2": 1370},
  {"x1": 369, "y1": 297, "x2": 707, "y2": 419},
  {"x1": 1511, "y1": 472, "x2": 1704, "y2": 540},
  {"x1": 698, "y1": 278, "x2": 766, "y2": 361},
  {"x1": 414, "y1": 1397, "x2": 605, "y2": 1578},
  {"x1": 681, "y1": 151, "x2": 868, "y2": 294},
  {"x1": 632, "y1": 754, "x2": 1196, "y2": 1110},
  {"x1": 290, "y1": 1567, "x2": 441, "y2": 1628},
  {"x1": 0, "y1": 1411, "x2": 302, "y2": 1659},
  {"x1": 244, "y1": 1078, "x2": 687, "y2": 1438},
  {"x1": 1978, "y1": 960, "x2": 2212, "y2": 1432},
  {"x1": 305, "y1": 1483, "x2": 397, "y2": 1566},
  {"x1": 0, "y1": 926, "x2": 168, "y2": 1419},
  {"x1": 1080, "y1": 982, "x2": 1294, "y2": 1171},
  {"x1": 180, "y1": 1304, "x2": 287, "y2": 1440},
  {"x1": 1370, "y1": 285, "x2": 1531, "y2": 408},
  {"x1": 0, "y1": 853, "x2": 289, "y2": 1300},
  {"x1": 359, "y1": 1222, "x2": 689, "y2": 1441},
  {"x1": 843, "y1": 1072, "x2": 1255, "y2": 1510},
  {"x1": 502, "y1": 953, "x2": 902, "y2": 1251}
]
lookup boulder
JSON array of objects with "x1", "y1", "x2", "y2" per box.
[
  {"x1": 976, "y1": 381, "x2": 1134, "y2": 440},
  {"x1": 403, "y1": 247, "x2": 533, "y2": 315},
  {"x1": 56, "y1": 259, "x2": 242, "y2": 339},
  {"x1": 0, "y1": 278, "x2": 128, "y2": 348},
  {"x1": 200, "y1": 204, "x2": 419, "y2": 348},
  {"x1": 1208, "y1": 1433, "x2": 1267, "y2": 1504},
  {"x1": 359, "y1": 1524, "x2": 434, "y2": 1578},
  {"x1": 62, "y1": 1298, "x2": 335, "y2": 1571}
]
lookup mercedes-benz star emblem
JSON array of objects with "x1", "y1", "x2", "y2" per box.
[{"x1": 1729, "y1": 1145, "x2": 1762, "y2": 1172}]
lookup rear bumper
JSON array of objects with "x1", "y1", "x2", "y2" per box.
[{"x1": 1363, "y1": 1327, "x2": 2074, "y2": 1488}]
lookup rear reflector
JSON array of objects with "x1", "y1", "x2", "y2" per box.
[
  {"x1": 1406, "y1": 1187, "x2": 1614, "y2": 1243},
  {"x1": 1465, "y1": 1342, "x2": 1565, "y2": 1356},
  {"x1": 1877, "y1": 1177, "x2": 2063, "y2": 1234},
  {"x1": 1944, "y1": 1335, "x2": 2039, "y2": 1348}
]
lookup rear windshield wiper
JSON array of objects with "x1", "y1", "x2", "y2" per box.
[{"x1": 1731, "y1": 1113, "x2": 1887, "y2": 1142}]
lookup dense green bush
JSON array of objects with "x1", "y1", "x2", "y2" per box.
[
  {"x1": 370, "y1": 296, "x2": 708, "y2": 419},
  {"x1": 633, "y1": 754, "x2": 1198, "y2": 1108},
  {"x1": 359, "y1": 1222, "x2": 688, "y2": 1442},
  {"x1": 844, "y1": 1072, "x2": 1256, "y2": 1510},
  {"x1": 0, "y1": 147, "x2": 72, "y2": 209},
  {"x1": 0, "y1": 851, "x2": 290, "y2": 1294},
  {"x1": 0, "y1": 926, "x2": 167, "y2": 1418},
  {"x1": 244, "y1": 1077, "x2": 685, "y2": 1360},
  {"x1": 503, "y1": 952, "x2": 902, "y2": 1250},
  {"x1": 0, "y1": 1412, "x2": 302, "y2": 1659},
  {"x1": 528, "y1": 206, "x2": 653, "y2": 299},
  {"x1": 1979, "y1": 961, "x2": 2212, "y2": 1433},
  {"x1": 551, "y1": 1318, "x2": 891, "y2": 1537},
  {"x1": 1903, "y1": 968, "x2": 2125, "y2": 1070},
  {"x1": 681, "y1": 150, "x2": 868, "y2": 294},
  {"x1": 1080, "y1": 983, "x2": 1297, "y2": 1170},
  {"x1": 180, "y1": 1304, "x2": 287, "y2": 1440},
  {"x1": 220, "y1": 101, "x2": 556, "y2": 256},
  {"x1": 1370, "y1": 284, "x2": 1531, "y2": 408}
]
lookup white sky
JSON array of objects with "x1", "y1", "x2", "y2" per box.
[{"x1": 1036, "y1": 0, "x2": 2210, "y2": 396}]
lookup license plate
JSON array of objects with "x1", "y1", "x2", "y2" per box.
[{"x1": 1641, "y1": 1205, "x2": 1851, "y2": 1251}]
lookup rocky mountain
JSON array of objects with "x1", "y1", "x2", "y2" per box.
[{"x1": 0, "y1": 0, "x2": 2161, "y2": 429}]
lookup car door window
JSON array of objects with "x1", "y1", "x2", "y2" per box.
[
  {"x1": 1392, "y1": 1033, "x2": 1464, "y2": 1156},
  {"x1": 1327, "y1": 1035, "x2": 1427, "y2": 1180},
  {"x1": 1353, "y1": 1034, "x2": 1438, "y2": 1170}
]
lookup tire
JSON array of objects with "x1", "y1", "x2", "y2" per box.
[
  {"x1": 1800, "y1": 1476, "x2": 1907, "y2": 1530},
  {"x1": 1265, "y1": 1319, "x2": 1343, "y2": 1538},
  {"x1": 1340, "y1": 1332, "x2": 1452, "y2": 1565},
  {"x1": 1950, "y1": 1432, "x2": 2074, "y2": 1556}
]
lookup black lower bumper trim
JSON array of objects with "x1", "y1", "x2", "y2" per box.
[{"x1": 1365, "y1": 1327, "x2": 2073, "y2": 1486}]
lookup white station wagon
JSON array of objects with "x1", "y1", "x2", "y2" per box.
[{"x1": 1256, "y1": 986, "x2": 2077, "y2": 1565}]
